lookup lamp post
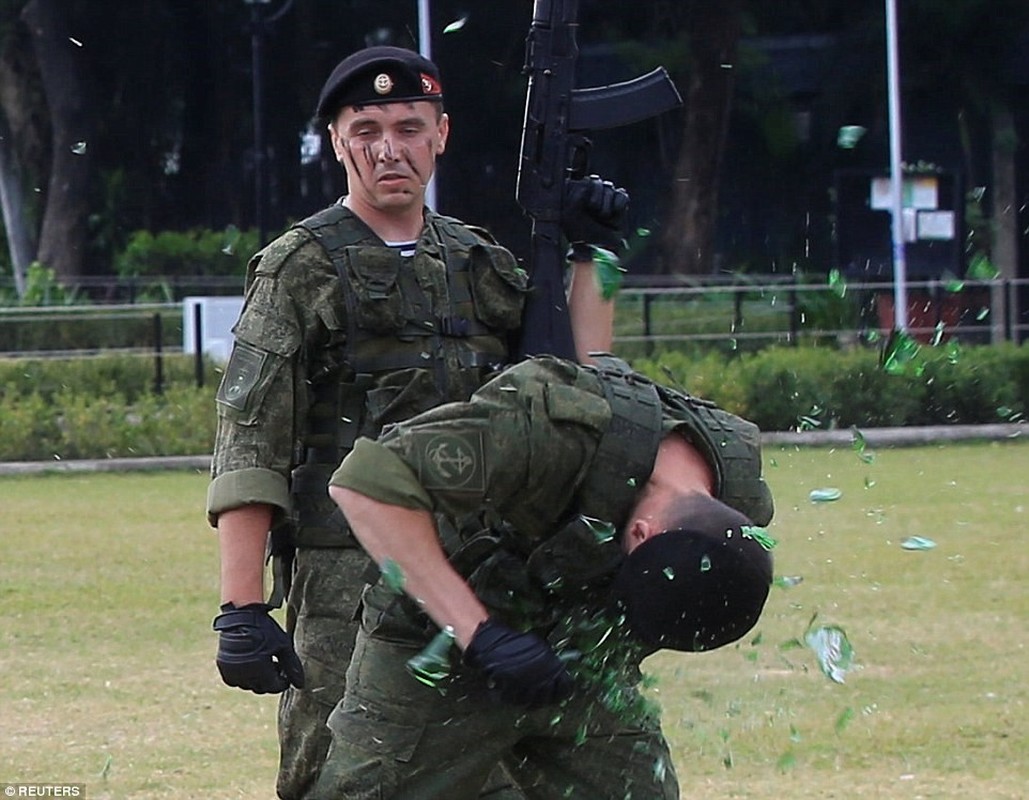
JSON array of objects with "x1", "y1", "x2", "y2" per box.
[
  {"x1": 417, "y1": 0, "x2": 437, "y2": 210},
  {"x1": 885, "y1": 0, "x2": 908, "y2": 331}
]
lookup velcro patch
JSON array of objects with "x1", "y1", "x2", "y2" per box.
[
  {"x1": 412, "y1": 430, "x2": 485, "y2": 493},
  {"x1": 217, "y1": 342, "x2": 268, "y2": 411}
]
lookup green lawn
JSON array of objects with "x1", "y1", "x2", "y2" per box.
[{"x1": 1, "y1": 441, "x2": 1027, "y2": 798}]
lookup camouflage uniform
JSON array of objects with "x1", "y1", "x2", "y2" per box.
[
  {"x1": 319, "y1": 355, "x2": 774, "y2": 799},
  {"x1": 207, "y1": 202, "x2": 527, "y2": 799}
]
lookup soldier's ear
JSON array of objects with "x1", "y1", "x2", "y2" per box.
[
  {"x1": 623, "y1": 517, "x2": 657, "y2": 554},
  {"x1": 435, "y1": 113, "x2": 450, "y2": 155}
]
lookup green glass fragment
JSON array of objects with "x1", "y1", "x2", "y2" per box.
[
  {"x1": 881, "y1": 329, "x2": 922, "y2": 376},
  {"x1": 405, "y1": 626, "x2": 455, "y2": 688},
  {"x1": 835, "y1": 706, "x2": 856, "y2": 734},
  {"x1": 698, "y1": 556, "x2": 712, "y2": 573},
  {"x1": 380, "y1": 559, "x2": 406, "y2": 593},
  {"x1": 592, "y1": 247, "x2": 626, "y2": 300},
  {"x1": 741, "y1": 525, "x2": 778, "y2": 551},
  {"x1": 221, "y1": 224, "x2": 242, "y2": 255},
  {"x1": 804, "y1": 624, "x2": 855, "y2": 684},
  {"x1": 809, "y1": 487, "x2": 842, "y2": 503},
  {"x1": 443, "y1": 15, "x2": 468, "y2": 33},
  {"x1": 828, "y1": 268, "x2": 847, "y2": 298},
  {"x1": 582, "y1": 516, "x2": 616, "y2": 544},
  {"x1": 946, "y1": 340, "x2": 961, "y2": 364},
  {"x1": 967, "y1": 253, "x2": 999, "y2": 280},
  {"x1": 850, "y1": 428, "x2": 876, "y2": 464},
  {"x1": 663, "y1": 566, "x2": 676, "y2": 580},
  {"x1": 942, "y1": 271, "x2": 965, "y2": 293},
  {"x1": 837, "y1": 125, "x2": 866, "y2": 148},
  {"x1": 773, "y1": 575, "x2": 804, "y2": 589}
]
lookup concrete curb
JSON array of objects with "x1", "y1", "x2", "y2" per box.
[
  {"x1": 762, "y1": 422, "x2": 1025, "y2": 448},
  {"x1": 0, "y1": 424, "x2": 1023, "y2": 477},
  {"x1": 0, "y1": 454, "x2": 211, "y2": 477}
]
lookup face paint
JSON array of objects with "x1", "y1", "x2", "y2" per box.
[{"x1": 333, "y1": 101, "x2": 446, "y2": 216}]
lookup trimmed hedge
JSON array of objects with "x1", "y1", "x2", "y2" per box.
[
  {"x1": 0, "y1": 355, "x2": 219, "y2": 462},
  {"x1": 632, "y1": 341, "x2": 1028, "y2": 431},
  {"x1": 0, "y1": 344, "x2": 1025, "y2": 462}
]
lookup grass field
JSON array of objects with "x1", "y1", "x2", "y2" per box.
[{"x1": 2, "y1": 441, "x2": 1027, "y2": 799}]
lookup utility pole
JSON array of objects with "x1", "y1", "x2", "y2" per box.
[
  {"x1": 885, "y1": 0, "x2": 908, "y2": 331},
  {"x1": 417, "y1": 0, "x2": 437, "y2": 211}
]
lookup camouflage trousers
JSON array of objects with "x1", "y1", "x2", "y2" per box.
[
  {"x1": 277, "y1": 547, "x2": 368, "y2": 799},
  {"x1": 309, "y1": 623, "x2": 680, "y2": 800},
  {"x1": 276, "y1": 548, "x2": 525, "y2": 800}
]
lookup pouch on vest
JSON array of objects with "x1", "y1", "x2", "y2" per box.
[
  {"x1": 468, "y1": 243, "x2": 528, "y2": 330},
  {"x1": 343, "y1": 246, "x2": 405, "y2": 333},
  {"x1": 525, "y1": 515, "x2": 624, "y2": 599}
]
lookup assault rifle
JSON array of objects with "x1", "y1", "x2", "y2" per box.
[{"x1": 513, "y1": 0, "x2": 682, "y2": 360}]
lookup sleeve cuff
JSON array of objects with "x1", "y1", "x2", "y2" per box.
[
  {"x1": 206, "y1": 467, "x2": 291, "y2": 526},
  {"x1": 329, "y1": 437, "x2": 433, "y2": 511}
]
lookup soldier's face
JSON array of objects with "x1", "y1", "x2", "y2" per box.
[{"x1": 330, "y1": 101, "x2": 449, "y2": 214}]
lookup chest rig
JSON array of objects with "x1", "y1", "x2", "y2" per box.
[
  {"x1": 531, "y1": 356, "x2": 770, "y2": 597},
  {"x1": 288, "y1": 203, "x2": 522, "y2": 550}
]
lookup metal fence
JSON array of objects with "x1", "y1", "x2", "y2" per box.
[
  {"x1": 615, "y1": 276, "x2": 1028, "y2": 352},
  {"x1": 1, "y1": 276, "x2": 1025, "y2": 368}
]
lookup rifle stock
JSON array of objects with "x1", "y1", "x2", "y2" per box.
[{"x1": 513, "y1": 0, "x2": 682, "y2": 360}]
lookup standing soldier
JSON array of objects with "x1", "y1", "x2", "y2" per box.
[{"x1": 205, "y1": 46, "x2": 628, "y2": 798}]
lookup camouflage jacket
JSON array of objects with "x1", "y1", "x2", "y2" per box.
[
  {"x1": 207, "y1": 202, "x2": 526, "y2": 545},
  {"x1": 331, "y1": 355, "x2": 773, "y2": 634}
]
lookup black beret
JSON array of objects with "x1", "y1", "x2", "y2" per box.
[
  {"x1": 609, "y1": 524, "x2": 773, "y2": 653},
  {"x1": 317, "y1": 46, "x2": 444, "y2": 120}
]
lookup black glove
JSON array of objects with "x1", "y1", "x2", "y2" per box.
[
  {"x1": 464, "y1": 618, "x2": 574, "y2": 708},
  {"x1": 213, "y1": 602, "x2": 305, "y2": 694},
  {"x1": 561, "y1": 174, "x2": 630, "y2": 260}
]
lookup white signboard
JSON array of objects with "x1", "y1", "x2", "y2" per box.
[{"x1": 183, "y1": 296, "x2": 244, "y2": 363}]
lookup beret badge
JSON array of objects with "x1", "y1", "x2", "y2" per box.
[{"x1": 373, "y1": 73, "x2": 394, "y2": 95}]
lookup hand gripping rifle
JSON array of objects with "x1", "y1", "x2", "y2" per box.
[{"x1": 513, "y1": 0, "x2": 682, "y2": 360}]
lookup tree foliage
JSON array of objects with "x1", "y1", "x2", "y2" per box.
[{"x1": 0, "y1": 0, "x2": 1025, "y2": 289}]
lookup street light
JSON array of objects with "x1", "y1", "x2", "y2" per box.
[
  {"x1": 885, "y1": 0, "x2": 908, "y2": 331},
  {"x1": 417, "y1": 0, "x2": 437, "y2": 210}
]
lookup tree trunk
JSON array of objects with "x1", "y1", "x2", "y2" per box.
[
  {"x1": 0, "y1": 13, "x2": 48, "y2": 295},
  {"x1": 21, "y1": 0, "x2": 95, "y2": 283},
  {"x1": 659, "y1": 0, "x2": 742, "y2": 275},
  {"x1": 989, "y1": 104, "x2": 1018, "y2": 343},
  {"x1": 0, "y1": 111, "x2": 35, "y2": 296}
]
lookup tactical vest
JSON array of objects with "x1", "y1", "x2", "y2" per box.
[
  {"x1": 288, "y1": 203, "x2": 526, "y2": 549},
  {"x1": 577, "y1": 354, "x2": 772, "y2": 531},
  {"x1": 501, "y1": 356, "x2": 771, "y2": 628}
]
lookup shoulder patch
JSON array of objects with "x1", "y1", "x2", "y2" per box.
[
  {"x1": 216, "y1": 341, "x2": 269, "y2": 411},
  {"x1": 411, "y1": 429, "x2": 486, "y2": 492}
]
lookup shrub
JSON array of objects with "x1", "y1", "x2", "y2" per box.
[
  {"x1": 114, "y1": 227, "x2": 259, "y2": 279},
  {"x1": 918, "y1": 342, "x2": 1027, "y2": 425},
  {"x1": 627, "y1": 342, "x2": 1026, "y2": 432}
]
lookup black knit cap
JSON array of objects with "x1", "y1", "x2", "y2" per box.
[
  {"x1": 609, "y1": 524, "x2": 774, "y2": 653},
  {"x1": 316, "y1": 46, "x2": 444, "y2": 120}
]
